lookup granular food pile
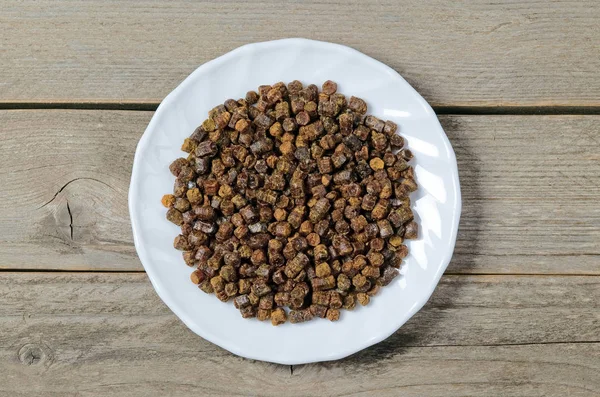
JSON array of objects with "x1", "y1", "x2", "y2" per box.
[{"x1": 161, "y1": 80, "x2": 418, "y2": 325}]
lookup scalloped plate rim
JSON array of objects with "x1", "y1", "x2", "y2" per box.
[{"x1": 129, "y1": 38, "x2": 461, "y2": 365}]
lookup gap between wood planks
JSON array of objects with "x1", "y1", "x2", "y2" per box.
[
  {"x1": 2, "y1": 269, "x2": 600, "y2": 276},
  {"x1": 1, "y1": 102, "x2": 600, "y2": 115}
]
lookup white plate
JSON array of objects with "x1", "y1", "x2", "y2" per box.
[{"x1": 129, "y1": 38, "x2": 461, "y2": 365}]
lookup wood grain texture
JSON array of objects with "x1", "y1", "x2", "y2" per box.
[
  {"x1": 1, "y1": 0, "x2": 599, "y2": 106},
  {"x1": 0, "y1": 110, "x2": 598, "y2": 273},
  {"x1": 1, "y1": 272, "x2": 599, "y2": 396},
  {"x1": 0, "y1": 110, "x2": 150, "y2": 270},
  {"x1": 445, "y1": 115, "x2": 600, "y2": 274}
]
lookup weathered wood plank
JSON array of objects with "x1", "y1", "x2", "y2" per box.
[
  {"x1": 1, "y1": 273, "x2": 598, "y2": 396},
  {"x1": 292, "y1": 344, "x2": 600, "y2": 397},
  {"x1": 0, "y1": 110, "x2": 149, "y2": 270},
  {"x1": 444, "y1": 115, "x2": 600, "y2": 274},
  {"x1": 1, "y1": 0, "x2": 599, "y2": 106},
  {"x1": 0, "y1": 111, "x2": 598, "y2": 273}
]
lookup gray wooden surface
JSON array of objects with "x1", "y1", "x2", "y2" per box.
[
  {"x1": 1, "y1": 0, "x2": 599, "y2": 107},
  {"x1": 3, "y1": 273, "x2": 599, "y2": 396},
  {"x1": 1, "y1": 1, "x2": 599, "y2": 395},
  {"x1": 1, "y1": 111, "x2": 598, "y2": 274}
]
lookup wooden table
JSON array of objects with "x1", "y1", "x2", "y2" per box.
[{"x1": 2, "y1": 1, "x2": 599, "y2": 395}]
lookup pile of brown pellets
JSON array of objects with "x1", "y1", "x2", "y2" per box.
[{"x1": 161, "y1": 80, "x2": 418, "y2": 325}]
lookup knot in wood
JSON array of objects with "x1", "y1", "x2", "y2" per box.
[{"x1": 18, "y1": 342, "x2": 53, "y2": 367}]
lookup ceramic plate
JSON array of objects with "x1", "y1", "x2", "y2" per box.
[{"x1": 129, "y1": 38, "x2": 461, "y2": 365}]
